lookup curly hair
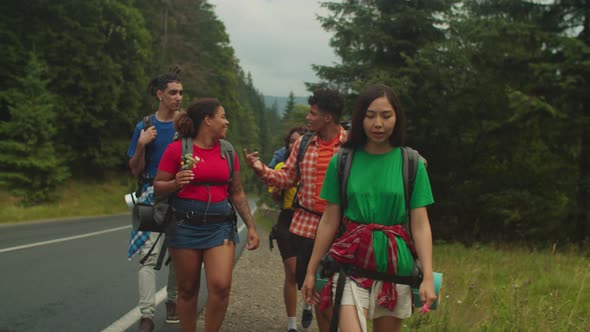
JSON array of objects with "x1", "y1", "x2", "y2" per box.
[
  {"x1": 175, "y1": 98, "x2": 221, "y2": 138},
  {"x1": 307, "y1": 88, "x2": 345, "y2": 123},
  {"x1": 344, "y1": 84, "x2": 407, "y2": 149}
]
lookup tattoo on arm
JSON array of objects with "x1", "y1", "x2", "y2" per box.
[
  {"x1": 229, "y1": 171, "x2": 256, "y2": 229},
  {"x1": 229, "y1": 171, "x2": 244, "y2": 196},
  {"x1": 234, "y1": 198, "x2": 255, "y2": 229}
]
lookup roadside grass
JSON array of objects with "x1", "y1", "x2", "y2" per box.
[
  {"x1": 404, "y1": 242, "x2": 589, "y2": 331},
  {"x1": 255, "y1": 211, "x2": 589, "y2": 331},
  {"x1": 0, "y1": 174, "x2": 134, "y2": 223}
]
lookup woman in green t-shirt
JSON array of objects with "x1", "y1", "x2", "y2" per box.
[{"x1": 301, "y1": 84, "x2": 436, "y2": 332}]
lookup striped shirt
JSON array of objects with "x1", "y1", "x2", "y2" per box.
[
  {"x1": 314, "y1": 134, "x2": 340, "y2": 212},
  {"x1": 259, "y1": 127, "x2": 347, "y2": 239}
]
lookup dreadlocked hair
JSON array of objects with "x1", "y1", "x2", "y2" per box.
[{"x1": 146, "y1": 66, "x2": 182, "y2": 97}]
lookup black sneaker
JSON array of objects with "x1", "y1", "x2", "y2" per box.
[
  {"x1": 137, "y1": 317, "x2": 154, "y2": 332},
  {"x1": 301, "y1": 307, "x2": 313, "y2": 328},
  {"x1": 288, "y1": 329, "x2": 297, "y2": 332}
]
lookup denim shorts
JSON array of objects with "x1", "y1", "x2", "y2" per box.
[{"x1": 166, "y1": 197, "x2": 239, "y2": 249}]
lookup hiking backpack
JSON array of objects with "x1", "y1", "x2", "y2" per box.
[
  {"x1": 289, "y1": 131, "x2": 319, "y2": 214},
  {"x1": 337, "y1": 146, "x2": 426, "y2": 236},
  {"x1": 326, "y1": 146, "x2": 427, "y2": 332},
  {"x1": 133, "y1": 115, "x2": 156, "y2": 197}
]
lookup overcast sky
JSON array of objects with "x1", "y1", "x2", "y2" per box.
[{"x1": 208, "y1": 0, "x2": 339, "y2": 97}]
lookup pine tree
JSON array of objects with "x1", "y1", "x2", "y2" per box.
[
  {"x1": 284, "y1": 91, "x2": 296, "y2": 117},
  {"x1": 313, "y1": 0, "x2": 457, "y2": 91},
  {"x1": 0, "y1": 53, "x2": 69, "y2": 205}
]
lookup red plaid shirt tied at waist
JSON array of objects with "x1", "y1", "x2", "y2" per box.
[
  {"x1": 259, "y1": 127, "x2": 347, "y2": 239},
  {"x1": 320, "y1": 221, "x2": 417, "y2": 311}
]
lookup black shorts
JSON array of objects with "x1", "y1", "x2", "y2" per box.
[
  {"x1": 275, "y1": 209, "x2": 297, "y2": 260},
  {"x1": 294, "y1": 234, "x2": 315, "y2": 290}
]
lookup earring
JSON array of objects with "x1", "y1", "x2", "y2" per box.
[{"x1": 159, "y1": 97, "x2": 162, "y2": 101}]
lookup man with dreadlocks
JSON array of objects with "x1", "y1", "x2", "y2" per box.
[{"x1": 127, "y1": 71, "x2": 183, "y2": 332}]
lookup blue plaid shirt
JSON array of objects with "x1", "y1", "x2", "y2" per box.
[{"x1": 127, "y1": 184, "x2": 154, "y2": 258}]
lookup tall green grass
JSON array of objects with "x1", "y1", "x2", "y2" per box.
[
  {"x1": 406, "y1": 243, "x2": 589, "y2": 331},
  {"x1": 256, "y1": 212, "x2": 589, "y2": 331},
  {"x1": 0, "y1": 175, "x2": 134, "y2": 223}
]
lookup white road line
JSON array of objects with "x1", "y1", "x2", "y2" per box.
[
  {"x1": 102, "y1": 287, "x2": 168, "y2": 332},
  {"x1": 101, "y1": 223, "x2": 248, "y2": 332},
  {"x1": 0, "y1": 225, "x2": 131, "y2": 254}
]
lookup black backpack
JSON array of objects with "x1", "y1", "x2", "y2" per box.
[
  {"x1": 289, "y1": 131, "x2": 322, "y2": 215},
  {"x1": 133, "y1": 114, "x2": 156, "y2": 197}
]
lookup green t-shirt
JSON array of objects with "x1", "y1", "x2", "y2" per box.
[{"x1": 320, "y1": 147, "x2": 434, "y2": 275}]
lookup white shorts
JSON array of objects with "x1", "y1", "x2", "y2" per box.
[{"x1": 333, "y1": 273, "x2": 412, "y2": 320}]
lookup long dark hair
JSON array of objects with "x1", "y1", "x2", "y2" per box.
[
  {"x1": 344, "y1": 84, "x2": 407, "y2": 149},
  {"x1": 175, "y1": 98, "x2": 221, "y2": 138}
]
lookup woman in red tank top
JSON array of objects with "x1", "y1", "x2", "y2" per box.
[{"x1": 154, "y1": 98, "x2": 260, "y2": 332}]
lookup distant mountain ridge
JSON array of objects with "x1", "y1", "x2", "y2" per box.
[{"x1": 264, "y1": 95, "x2": 308, "y2": 117}]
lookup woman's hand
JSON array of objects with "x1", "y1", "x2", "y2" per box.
[
  {"x1": 246, "y1": 227, "x2": 260, "y2": 250},
  {"x1": 175, "y1": 169, "x2": 194, "y2": 187},
  {"x1": 242, "y1": 149, "x2": 264, "y2": 173},
  {"x1": 418, "y1": 277, "x2": 437, "y2": 311},
  {"x1": 301, "y1": 273, "x2": 321, "y2": 305}
]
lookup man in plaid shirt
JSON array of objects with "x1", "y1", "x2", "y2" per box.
[{"x1": 244, "y1": 88, "x2": 347, "y2": 332}]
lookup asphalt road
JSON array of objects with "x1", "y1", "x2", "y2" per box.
[{"x1": 0, "y1": 200, "x2": 253, "y2": 332}]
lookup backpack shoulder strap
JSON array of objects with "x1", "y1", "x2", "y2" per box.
[
  {"x1": 401, "y1": 146, "x2": 421, "y2": 240},
  {"x1": 142, "y1": 114, "x2": 153, "y2": 130},
  {"x1": 218, "y1": 139, "x2": 237, "y2": 214},
  {"x1": 181, "y1": 136, "x2": 192, "y2": 157},
  {"x1": 337, "y1": 146, "x2": 354, "y2": 212},
  {"x1": 296, "y1": 131, "x2": 314, "y2": 176},
  {"x1": 218, "y1": 139, "x2": 235, "y2": 179},
  {"x1": 290, "y1": 131, "x2": 315, "y2": 211},
  {"x1": 139, "y1": 114, "x2": 155, "y2": 180},
  {"x1": 335, "y1": 146, "x2": 354, "y2": 239}
]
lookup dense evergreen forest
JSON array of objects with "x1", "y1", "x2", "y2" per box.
[
  {"x1": 311, "y1": 0, "x2": 590, "y2": 246},
  {"x1": 0, "y1": 0, "x2": 282, "y2": 204},
  {"x1": 1, "y1": 0, "x2": 589, "y2": 247}
]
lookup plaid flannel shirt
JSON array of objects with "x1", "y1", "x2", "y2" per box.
[
  {"x1": 260, "y1": 127, "x2": 347, "y2": 239},
  {"x1": 319, "y1": 221, "x2": 416, "y2": 311},
  {"x1": 127, "y1": 183, "x2": 153, "y2": 258}
]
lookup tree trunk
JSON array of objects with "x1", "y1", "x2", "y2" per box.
[
  {"x1": 163, "y1": 7, "x2": 168, "y2": 48},
  {"x1": 575, "y1": 113, "x2": 590, "y2": 245},
  {"x1": 574, "y1": 3, "x2": 590, "y2": 246}
]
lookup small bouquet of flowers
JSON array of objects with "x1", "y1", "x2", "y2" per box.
[{"x1": 181, "y1": 154, "x2": 201, "y2": 170}]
